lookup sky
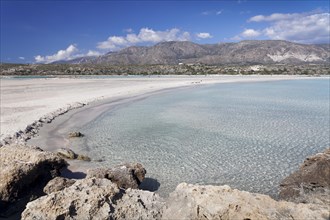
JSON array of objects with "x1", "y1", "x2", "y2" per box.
[{"x1": 1, "y1": 0, "x2": 329, "y2": 63}]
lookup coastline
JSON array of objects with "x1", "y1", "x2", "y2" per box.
[
  {"x1": 1, "y1": 74, "x2": 325, "y2": 145},
  {"x1": 1, "y1": 74, "x2": 329, "y2": 219}
]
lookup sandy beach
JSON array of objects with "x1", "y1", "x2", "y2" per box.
[{"x1": 0, "y1": 75, "x2": 316, "y2": 141}]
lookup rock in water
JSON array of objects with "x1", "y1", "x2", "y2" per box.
[
  {"x1": 76, "y1": 154, "x2": 91, "y2": 161},
  {"x1": 86, "y1": 163, "x2": 146, "y2": 189},
  {"x1": 0, "y1": 144, "x2": 66, "y2": 217},
  {"x1": 56, "y1": 148, "x2": 91, "y2": 161},
  {"x1": 21, "y1": 178, "x2": 164, "y2": 220},
  {"x1": 56, "y1": 148, "x2": 77, "y2": 159},
  {"x1": 279, "y1": 148, "x2": 330, "y2": 203},
  {"x1": 68, "y1": 131, "x2": 84, "y2": 138},
  {"x1": 162, "y1": 183, "x2": 329, "y2": 220},
  {"x1": 43, "y1": 177, "x2": 76, "y2": 195}
]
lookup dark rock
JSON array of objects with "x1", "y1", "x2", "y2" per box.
[
  {"x1": 0, "y1": 144, "x2": 66, "y2": 217},
  {"x1": 25, "y1": 125, "x2": 34, "y2": 133},
  {"x1": 68, "y1": 131, "x2": 84, "y2": 138},
  {"x1": 279, "y1": 148, "x2": 330, "y2": 202},
  {"x1": 43, "y1": 177, "x2": 76, "y2": 194},
  {"x1": 86, "y1": 163, "x2": 146, "y2": 189}
]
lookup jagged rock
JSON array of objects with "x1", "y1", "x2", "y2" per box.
[
  {"x1": 113, "y1": 188, "x2": 164, "y2": 219},
  {"x1": 22, "y1": 178, "x2": 119, "y2": 220},
  {"x1": 22, "y1": 178, "x2": 164, "y2": 220},
  {"x1": 43, "y1": 177, "x2": 76, "y2": 195},
  {"x1": 56, "y1": 148, "x2": 91, "y2": 161},
  {"x1": 0, "y1": 144, "x2": 66, "y2": 217},
  {"x1": 279, "y1": 148, "x2": 330, "y2": 203},
  {"x1": 68, "y1": 131, "x2": 84, "y2": 138},
  {"x1": 86, "y1": 163, "x2": 146, "y2": 189},
  {"x1": 162, "y1": 183, "x2": 329, "y2": 220}
]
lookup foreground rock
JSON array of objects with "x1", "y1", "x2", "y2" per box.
[
  {"x1": 22, "y1": 180, "x2": 329, "y2": 220},
  {"x1": 280, "y1": 148, "x2": 330, "y2": 204},
  {"x1": 0, "y1": 144, "x2": 66, "y2": 217},
  {"x1": 22, "y1": 178, "x2": 164, "y2": 220},
  {"x1": 16, "y1": 149, "x2": 330, "y2": 219},
  {"x1": 162, "y1": 183, "x2": 329, "y2": 220},
  {"x1": 86, "y1": 163, "x2": 146, "y2": 189},
  {"x1": 43, "y1": 177, "x2": 76, "y2": 195}
]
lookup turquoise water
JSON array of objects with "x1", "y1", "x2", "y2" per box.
[{"x1": 63, "y1": 79, "x2": 330, "y2": 197}]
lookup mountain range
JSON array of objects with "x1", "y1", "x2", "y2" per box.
[{"x1": 60, "y1": 40, "x2": 330, "y2": 65}]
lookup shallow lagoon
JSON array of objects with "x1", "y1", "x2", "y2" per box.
[{"x1": 30, "y1": 79, "x2": 330, "y2": 198}]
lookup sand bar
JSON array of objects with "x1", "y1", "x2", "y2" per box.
[{"x1": 0, "y1": 75, "x2": 319, "y2": 141}]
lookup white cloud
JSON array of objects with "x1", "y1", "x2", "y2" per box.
[
  {"x1": 124, "y1": 28, "x2": 133, "y2": 33},
  {"x1": 126, "y1": 33, "x2": 141, "y2": 43},
  {"x1": 241, "y1": 29, "x2": 261, "y2": 38},
  {"x1": 97, "y1": 28, "x2": 191, "y2": 50},
  {"x1": 196, "y1": 32, "x2": 213, "y2": 39},
  {"x1": 35, "y1": 44, "x2": 78, "y2": 63},
  {"x1": 86, "y1": 50, "x2": 101, "y2": 56},
  {"x1": 249, "y1": 13, "x2": 299, "y2": 22},
  {"x1": 216, "y1": 10, "x2": 223, "y2": 15},
  {"x1": 247, "y1": 12, "x2": 330, "y2": 43},
  {"x1": 201, "y1": 11, "x2": 211, "y2": 16},
  {"x1": 231, "y1": 28, "x2": 261, "y2": 41},
  {"x1": 201, "y1": 10, "x2": 223, "y2": 16},
  {"x1": 230, "y1": 35, "x2": 242, "y2": 41},
  {"x1": 19, "y1": 57, "x2": 25, "y2": 60}
]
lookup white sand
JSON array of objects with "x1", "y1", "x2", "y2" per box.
[{"x1": 0, "y1": 75, "x2": 312, "y2": 140}]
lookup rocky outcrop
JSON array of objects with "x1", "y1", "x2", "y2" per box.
[
  {"x1": 162, "y1": 183, "x2": 329, "y2": 220},
  {"x1": 86, "y1": 163, "x2": 146, "y2": 189},
  {"x1": 22, "y1": 178, "x2": 120, "y2": 219},
  {"x1": 279, "y1": 148, "x2": 330, "y2": 203},
  {"x1": 112, "y1": 188, "x2": 164, "y2": 219},
  {"x1": 0, "y1": 144, "x2": 66, "y2": 217},
  {"x1": 22, "y1": 180, "x2": 329, "y2": 220},
  {"x1": 43, "y1": 177, "x2": 76, "y2": 195},
  {"x1": 22, "y1": 177, "x2": 164, "y2": 220},
  {"x1": 20, "y1": 149, "x2": 330, "y2": 220}
]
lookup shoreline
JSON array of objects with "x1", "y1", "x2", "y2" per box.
[
  {"x1": 1, "y1": 74, "x2": 326, "y2": 146},
  {"x1": 25, "y1": 76, "x2": 328, "y2": 199},
  {"x1": 1, "y1": 75, "x2": 329, "y2": 218}
]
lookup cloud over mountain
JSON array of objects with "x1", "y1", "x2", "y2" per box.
[
  {"x1": 236, "y1": 11, "x2": 330, "y2": 43},
  {"x1": 196, "y1": 32, "x2": 213, "y2": 39},
  {"x1": 35, "y1": 44, "x2": 78, "y2": 63},
  {"x1": 97, "y1": 28, "x2": 191, "y2": 50}
]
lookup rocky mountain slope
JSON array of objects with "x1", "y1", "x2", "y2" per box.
[{"x1": 65, "y1": 40, "x2": 330, "y2": 65}]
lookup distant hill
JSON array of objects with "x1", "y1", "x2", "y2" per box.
[{"x1": 59, "y1": 40, "x2": 330, "y2": 65}]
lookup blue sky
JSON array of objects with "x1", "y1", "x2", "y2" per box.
[{"x1": 1, "y1": 0, "x2": 329, "y2": 63}]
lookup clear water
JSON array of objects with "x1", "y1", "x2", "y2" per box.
[{"x1": 38, "y1": 79, "x2": 330, "y2": 197}]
